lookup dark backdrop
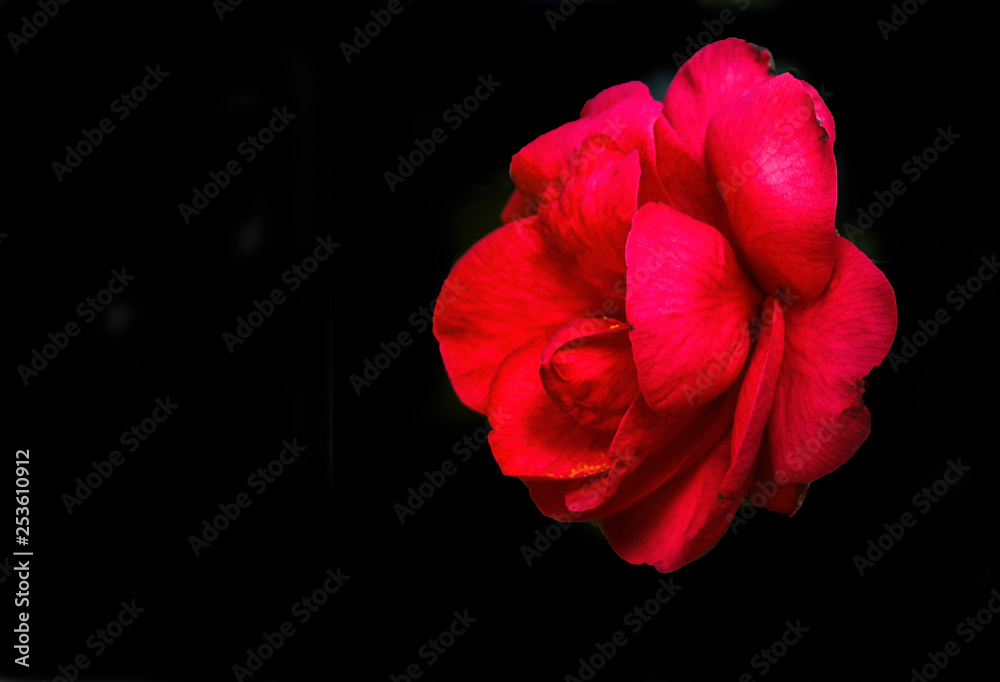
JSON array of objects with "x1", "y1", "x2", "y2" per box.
[{"x1": 2, "y1": 1, "x2": 994, "y2": 681}]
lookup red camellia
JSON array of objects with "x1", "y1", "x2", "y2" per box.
[{"x1": 433, "y1": 38, "x2": 897, "y2": 572}]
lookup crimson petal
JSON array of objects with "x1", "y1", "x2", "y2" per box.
[
  {"x1": 488, "y1": 343, "x2": 614, "y2": 480},
  {"x1": 433, "y1": 217, "x2": 608, "y2": 413},
  {"x1": 539, "y1": 317, "x2": 639, "y2": 431},
  {"x1": 765, "y1": 238, "x2": 897, "y2": 483},
  {"x1": 705, "y1": 73, "x2": 838, "y2": 301},
  {"x1": 601, "y1": 429, "x2": 748, "y2": 573},
  {"x1": 663, "y1": 37, "x2": 776, "y2": 162},
  {"x1": 722, "y1": 297, "x2": 785, "y2": 499},
  {"x1": 626, "y1": 202, "x2": 761, "y2": 412}
]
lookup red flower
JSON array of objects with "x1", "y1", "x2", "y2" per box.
[{"x1": 433, "y1": 38, "x2": 897, "y2": 572}]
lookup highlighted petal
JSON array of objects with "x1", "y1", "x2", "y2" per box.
[
  {"x1": 705, "y1": 73, "x2": 838, "y2": 301},
  {"x1": 626, "y1": 202, "x2": 761, "y2": 412}
]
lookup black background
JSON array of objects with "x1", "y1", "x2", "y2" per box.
[{"x1": 2, "y1": 0, "x2": 995, "y2": 680}]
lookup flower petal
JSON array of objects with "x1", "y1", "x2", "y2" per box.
[
  {"x1": 523, "y1": 477, "x2": 587, "y2": 521},
  {"x1": 663, "y1": 37, "x2": 776, "y2": 161},
  {"x1": 653, "y1": 117, "x2": 730, "y2": 230},
  {"x1": 433, "y1": 217, "x2": 609, "y2": 413},
  {"x1": 564, "y1": 389, "x2": 736, "y2": 516},
  {"x1": 705, "y1": 73, "x2": 838, "y2": 301},
  {"x1": 539, "y1": 317, "x2": 639, "y2": 431},
  {"x1": 510, "y1": 83, "x2": 665, "y2": 207},
  {"x1": 488, "y1": 343, "x2": 613, "y2": 479},
  {"x1": 601, "y1": 428, "x2": 747, "y2": 573},
  {"x1": 765, "y1": 238, "x2": 897, "y2": 483},
  {"x1": 747, "y1": 441, "x2": 809, "y2": 516},
  {"x1": 721, "y1": 297, "x2": 785, "y2": 499},
  {"x1": 626, "y1": 202, "x2": 762, "y2": 412},
  {"x1": 539, "y1": 136, "x2": 641, "y2": 278},
  {"x1": 500, "y1": 188, "x2": 538, "y2": 223},
  {"x1": 801, "y1": 81, "x2": 835, "y2": 142},
  {"x1": 582, "y1": 81, "x2": 654, "y2": 116}
]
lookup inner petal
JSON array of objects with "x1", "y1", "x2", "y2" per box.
[
  {"x1": 540, "y1": 317, "x2": 640, "y2": 431},
  {"x1": 626, "y1": 201, "x2": 763, "y2": 413}
]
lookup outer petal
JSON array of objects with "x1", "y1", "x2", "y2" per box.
[
  {"x1": 500, "y1": 188, "x2": 538, "y2": 223},
  {"x1": 721, "y1": 297, "x2": 785, "y2": 499},
  {"x1": 626, "y1": 202, "x2": 762, "y2": 412},
  {"x1": 765, "y1": 238, "x2": 897, "y2": 483},
  {"x1": 705, "y1": 73, "x2": 838, "y2": 301},
  {"x1": 601, "y1": 427, "x2": 749, "y2": 573},
  {"x1": 801, "y1": 81, "x2": 836, "y2": 142},
  {"x1": 564, "y1": 388, "x2": 736, "y2": 517},
  {"x1": 539, "y1": 317, "x2": 639, "y2": 431},
  {"x1": 581, "y1": 81, "x2": 654, "y2": 117},
  {"x1": 663, "y1": 37, "x2": 775, "y2": 161},
  {"x1": 539, "y1": 135, "x2": 640, "y2": 278},
  {"x1": 747, "y1": 440, "x2": 809, "y2": 516},
  {"x1": 510, "y1": 83, "x2": 665, "y2": 207},
  {"x1": 523, "y1": 476, "x2": 589, "y2": 521},
  {"x1": 488, "y1": 343, "x2": 613, "y2": 479},
  {"x1": 433, "y1": 217, "x2": 608, "y2": 413}
]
